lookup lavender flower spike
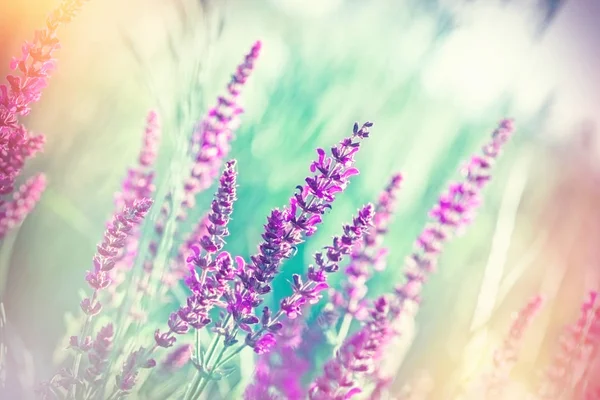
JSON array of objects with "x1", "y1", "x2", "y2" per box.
[
  {"x1": 482, "y1": 295, "x2": 543, "y2": 399},
  {"x1": 309, "y1": 296, "x2": 392, "y2": 400},
  {"x1": 244, "y1": 204, "x2": 374, "y2": 354},
  {"x1": 334, "y1": 173, "x2": 402, "y2": 321},
  {"x1": 155, "y1": 160, "x2": 238, "y2": 349},
  {"x1": 46, "y1": 198, "x2": 152, "y2": 397},
  {"x1": 239, "y1": 122, "x2": 373, "y2": 313},
  {"x1": 0, "y1": 173, "x2": 46, "y2": 238},
  {"x1": 393, "y1": 119, "x2": 515, "y2": 319},
  {"x1": 179, "y1": 41, "x2": 261, "y2": 219}
]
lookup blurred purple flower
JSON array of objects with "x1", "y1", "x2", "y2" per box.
[
  {"x1": 0, "y1": 173, "x2": 46, "y2": 238},
  {"x1": 392, "y1": 119, "x2": 515, "y2": 320},
  {"x1": 179, "y1": 41, "x2": 261, "y2": 220},
  {"x1": 0, "y1": 0, "x2": 89, "y2": 195},
  {"x1": 333, "y1": 173, "x2": 402, "y2": 321},
  {"x1": 309, "y1": 296, "x2": 391, "y2": 400}
]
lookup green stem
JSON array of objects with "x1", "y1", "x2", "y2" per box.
[
  {"x1": 184, "y1": 328, "x2": 222, "y2": 400},
  {"x1": 192, "y1": 345, "x2": 228, "y2": 399},
  {"x1": 0, "y1": 231, "x2": 18, "y2": 299},
  {"x1": 334, "y1": 312, "x2": 354, "y2": 351}
]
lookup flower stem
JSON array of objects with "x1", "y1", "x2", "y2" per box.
[
  {"x1": 192, "y1": 345, "x2": 228, "y2": 399},
  {"x1": 333, "y1": 312, "x2": 354, "y2": 351},
  {"x1": 184, "y1": 324, "x2": 224, "y2": 400}
]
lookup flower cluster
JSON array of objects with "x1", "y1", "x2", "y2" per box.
[
  {"x1": 244, "y1": 318, "x2": 311, "y2": 400},
  {"x1": 392, "y1": 119, "x2": 515, "y2": 320},
  {"x1": 155, "y1": 160, "x2": 238, "y2": 348},
  {"x1": 40, "y1": 198, "x2": 152, "y2": 398},
  {"x1": 84, "y1": 323, "x2": 114, "y2": 388},
  {"x1": 238, "y1": 122, "x2": 373, "y2": 317},
  {"x1": 245, "y1": 203, "x2": 374, "y2": 354},
  {"x1": 309, "y1": 296, "x2": 392, "y2": 399},
  {"x1": 280, "y1": 204, "x2": 375, "y2": 321},
  {"x1": 538, "y1": 291, "x2": 600, "y2": 399},
  {"x1": 0, "y1": 0, "x2": 89, "y2": 244},
  {"x1": 0, "y1": 0, "x2": 88, "y2": 193},
  {"x1": 179, "y1": 40, "x2": 262, "y2": 220},
  {"x1": 483, "y1": 295, "x2": 544, "y2": 398},
  {"x1": 105, "y1": 112, "x2": 162, "y2": 304},
  {"x1": 328, "y1": 173, "x2": 402, "y2": 327},
  {"x1": 0, "y1": 173, "x2": 46, "y2": 237}
]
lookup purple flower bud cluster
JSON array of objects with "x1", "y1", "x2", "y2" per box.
[
  {"x1": 83, "y1": 198, "x2": 153, "y2": 315},
  {"x1": 115, "y1": 347, "x2": 156, "y2": 395},
  {"x1": 155, "y1": 160, "x2": 238, "y2": 348},
  {"x1": 539, "y1": 291, "x2": 600, "y2": 399},
  {"x1": 331, "y1": 173, "x2": 402, "y2": 321},
  {"x1": 115, "y1": 111, "x2": 161, "y2": 212},
  {"x1": 392, "y1": 119, "x2": 515, "y2": 319},
  {"x1": 244, "y1": 318, "x2": 310, "y2": 400},
  {"x1": 0, "y1": 173, "x2": 46, "y2": 238},
  {"x1": 237, "y1": 122, "x2": 373, "y2": 320},
  {"x1": 309, "y1": 296, "x2": 392, "y2": 400},
  {"x1": 106, "y1": 112, "x2": 162, "y2": 303},
  {"x1": 243, "y1": 204, "x2": 374, "y2": 356},
  {"x1": 0, "y1": 0, "x2": 88, "y2": 195},
  {"x1": 84, "y1": 323, "x2": 114, "y2": 386},
  {"x1": 160, "y1": 344, "x2": 192, "y2": 374},
  {"x1": 165, "y1": 213, "x2": 211, "y2": 286},
  {"x1": 45, "y1": 199, "x2": 152, "y2": 398},
  {"x1": 280, "y1": 204, "x2": 375, "y2": 320},
  {"x1": 0, "y1": 126, "x2": 45, "y2": 197},
  {"x1": 179, "y1": 41, "x2": 261, "y2": 220}
]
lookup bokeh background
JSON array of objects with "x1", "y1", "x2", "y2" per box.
[{"x1": 1, "y1": 0, "x2": 600, "y2": 397}]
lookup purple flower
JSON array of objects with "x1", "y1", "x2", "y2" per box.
[
  {"x1": 309, "y1": 296, "x2": 391, "y2": 400},
  {"x1": 392, "y1": 119, "x2": 515, "y2": 319},
  {"x1": 105, "y1": 111, "x2": 162, "y2": 307},
  {"x1": 238, "y1": 122, "x2": 373, "y2": 320},
  {"x1": 280, "y1": 204, "x2": 375, "y2": 320},
  {"x1": 114, "y1": 111, "x2": 161, "y2": 212},
  {"x1": 0, "y1": 173, "x2": 46, "y2": 238},
  {"x1": 84, "y1": 324, "x2": 114, "y2": 385},
  {"x1": 253, "y1": 333, "x2": 277, "y2": 355},
  {"x1": 244, "y1": 317, "x2": 310, "y2": 400},
  {"x1": 115, "y1": 347, "x2": 155, "y2": 394},
  {"x1": 245, "y1": 204, "x2": 374, "y2": 354},
  {"x1": 84, "y1": 199, "x2": 153, "y2": 297},
  {"x1": 156, "y1": 161, "x2": 238, "y2": 348},
  {"x1": 179, "y1": 41, "x2": 261, "y2": 220},
  {"x1": 483, "y1": 295, "x2": 543, "y2": 398},
  {"x1": 243, "y1": 361, "x2": 282, "y2": 400},
  {"x1": 539, "y1": 292, "x2": 599, "y2": 398},
  {"x1": 0, "y1": 0, "x2": 89, "y2": 195},
  {"x1": 160, "y1": 344, "x2": 192, "y2": 374},
  {"x1": 166, "y1": 214, "x2": 211, "y2": 285},
  {"x1": 337, "y1": 173, "x2": 402, "y2": 320}
]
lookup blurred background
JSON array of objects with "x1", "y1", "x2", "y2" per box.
[{"x1": 1, "y1": 0, "x2": 600, "y2": 397}]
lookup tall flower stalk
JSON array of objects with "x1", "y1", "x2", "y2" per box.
[
  {"x1": 480, "y1": 295, "x2": 544, "y2": 399},
  {"x1": 196, "y1": 203, "x2": 373, "y2": 400},
  {"x1": 130, "y1": 41, "x2": 261, "y2": 326},
  {"x1": 42, "y1": 199, "x2": 153, "y2": 400},
  {"x1": 391, "y1": 119, "x2": 515, "y2": 323},
  {"x1": 329, "y1": 173, "x2": 402, "y2": 346},
  {"x1": 538, "y1": 291, "x2": 600, "y2": 399},
  {"x1": 175, "y1": 121, "x2": 373, "y2": 399}
]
